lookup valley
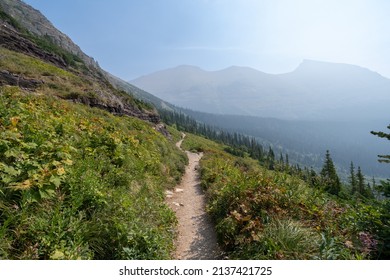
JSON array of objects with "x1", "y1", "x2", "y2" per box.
[{"x1": 131, "y1": 64, "x2": 390, "y2": 179}]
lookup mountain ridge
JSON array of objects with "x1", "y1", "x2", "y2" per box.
[
  {"x1": 292, "y1": 59, "x2": 387, "y2": 78},
  {"x1": 131, "y1": 60, "x2": 390, "y2": 120},
  {"x1": 131, "y1": 61, "x2": 389, "y2": 178}
]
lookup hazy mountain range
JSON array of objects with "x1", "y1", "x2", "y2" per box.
[
  {"x1": 131, "y1": 61, "x2": 390, "y2": 121},
  {"x1": 1, "y1": 0, "x2": 388, "y2": 179},
  {"x1": 131, "y1": 62, "x2": 389, "y2": 178}
]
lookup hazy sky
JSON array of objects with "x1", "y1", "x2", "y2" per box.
[{"x1": 24, "y1": 0, "x2": 390, "y2": 80}]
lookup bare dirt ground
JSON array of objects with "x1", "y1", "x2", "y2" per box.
[{"x1": 166, "y1": 134, "x2": 223, "y2": 260}]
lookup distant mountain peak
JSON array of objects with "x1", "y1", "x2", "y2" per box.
[
  {"x1": 224, "y1": 65, "x2": 255, "y2": 71},
  {"x1": 221, "y1": 65, "x2": 262, "y2": 73},
  {"x1": 295, "y1": 59, "x2": 338, "y2": 69},
  {"x1": 163, "y1": 65, "x2": 261, "y2": 75},
  {"x1": 174, "y1": 64, "x2": 203, "y2": 70},
  {"x1": 294, "y1": 59, "x2": 370, "y2": 73},
  {"x1": 131, "y1": 60, "x2": 390, "y2": 121}
]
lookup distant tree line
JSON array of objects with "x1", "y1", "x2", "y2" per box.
[
  {"x1": 161, "y1": 109, "x2": 292, "y2": 171},
  {"x1": 161, "y1": 109, "x2": 387, "y2": 199}
]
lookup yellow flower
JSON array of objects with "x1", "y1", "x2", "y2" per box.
[
  {"x1": 11, "y1": 179, "x2": 32, "y2": 190},
  {"x1": 10, "y1": 116, "x2": 20, "y2": 127},
  {"x1": 63, "y1": 159, "x2": 73, "y2": 166},
  {"x1": 57, "y1": 167, "x2": 66, "y2": 176}
]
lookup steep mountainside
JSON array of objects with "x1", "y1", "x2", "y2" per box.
[
  {"x1": 131, "y1": 62, "x2": 390, "y2": 121},
  {"x1": 105, "y1": 72, "x2": 175, "y2": 112},
  {"x1": 0, "y1": 0, "x2": 97, "y2": 68},
  {"x1": 0, "y1": 0, "x2": 161, "y2": 123},
  {"x1": 0, "y1": 1, "x2": 188, "y2": 259}
]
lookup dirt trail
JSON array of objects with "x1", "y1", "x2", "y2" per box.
[{"x1": 167, "y1": 133, "x2": 222, "y2": 260}]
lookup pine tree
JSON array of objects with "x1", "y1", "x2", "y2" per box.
[
  {"x1": 320, "y1": 150, "x2": 341, "y2": 195},
  {"x1": 349, "y1": 161, "x2": 357, "y2": 194},
  {"x1": 267, "y1": 146, "x2": 275, "y2": 170},
  {"x1": 279, "y1": 152, "x2": 284, "y2": 164},
  {"x1": 309, "y1": 167, "x2": 319, "y2": 188},
  {"x1": 356, "y1": 166, "x2": 365, "y2": 195},
  {"x1": 371, "y1": 125, "x2": 390, "y2": 163},
  {"x1": 357, "y1": 166, "x2": 374, "y2": 198},
  {"x1": 371, "y1": 124, "x2": 390, "y2": 197},
  {"x1": 378, "y1": 179, "x2": 390, "y2": 198}
]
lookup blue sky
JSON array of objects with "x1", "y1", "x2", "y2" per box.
[{"x1": 24, "y1": 0, "x2": 390, "y2": 80}]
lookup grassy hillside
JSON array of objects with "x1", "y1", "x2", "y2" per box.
[
  {"x1": 182, "y1": 133, "x2": 389, "y2": 259},
  {"x1": 0, "y1": 47, "x2": 153, "y2": 114},
  {"x1": 1, "y1": 86, "x2": 387, "y2": 259},
  {"x1": 1, "y1": 9, "x2": 189, "y2": 260},
  {"x1": 0, "y1": 86, "x2": 186, "y2": 259}
]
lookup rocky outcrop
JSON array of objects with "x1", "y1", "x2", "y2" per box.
[
  {"x1": 0, "y1": 15, "x2": 161, "y2": 124},
  {"x1": 0, "y1": 0, "x2": 98, "y2": 69},
  {"x1": 70, "y1": 95, "x2": 161, "y2": 124},
  {"x1": 0, "y1": 1, "x2": 164, "y2": 128},
  {"x1": 154, "y1": 123, "x2": 172, "y2": 139},
  {"x1": 0, "y1": 70, "x2": 43, "y2": 89},
  {"x1": 0, "y1": 22, "x2": 68, "y2": 68}
]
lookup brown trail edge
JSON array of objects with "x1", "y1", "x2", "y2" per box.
[{"x1": 167, "y1": 133, "x2": 223, "y2": 260}]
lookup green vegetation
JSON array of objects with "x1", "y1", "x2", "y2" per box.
[
  {"x1": 2, "y1": 8, "x2": 387, "y2": 260},
  {"x1": 370, "y1": 124, "x2": 390, "y2": 256},
  {"x1": 162, "y1": 109, "x2": 280, "y2": 170},
  {"x1": 371, "y1": 125, "x2": 390, "y2": 164},
  {"x1": 181, "y1": 132, "x2": 389, "y2": 259},
  {"x1": 29, "y1": 34, "x2": 86, "y2": 70},
  {"x1": 180, "y1": 130, "x2": 222, "y2": 153},
  {"x1": 320, "y1": 150, "x2": 341, "y2": 196},
  {"x1": 0, "y1": 86, "x2": 186, "y2": 259},
  {"x1": 0, "y1": 47, "x2": 153, "y2": 113},
  {"x1": 0, "y1": 7, "x2": 23, "y2": 31},
  {"x1": 0, "y1": 47, "x2": 79, "y2": 80}
]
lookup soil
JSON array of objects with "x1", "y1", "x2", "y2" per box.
[{"x1": 167, "y1": 134, "x2": 223, "y2": 260}]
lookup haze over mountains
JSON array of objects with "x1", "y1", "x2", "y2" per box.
[
  {"x1": 131, "y1": 62, "x2": 389, "y2": 178},
  {"x1": 131, "y1": 61, "x2": 390, "y2": 121},
  {"x1": 1, "y1": 0, "x2": 388, "y2": 179}
]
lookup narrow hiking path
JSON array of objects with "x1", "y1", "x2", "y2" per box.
[{"x1": 166, "y1": 133, "x2": 222, "y2": 260}]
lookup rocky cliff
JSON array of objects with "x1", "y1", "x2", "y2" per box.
[{"x1": 0, "y1": 0, "x2": 98, "y2": 69}]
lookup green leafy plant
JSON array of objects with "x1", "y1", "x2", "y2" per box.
[
  {"x1": 0, "y1": 86, "x2": 186, "y2": 259},
  {"x1": 184, "y1": 132, "x2": 386, "y2": 259}
]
